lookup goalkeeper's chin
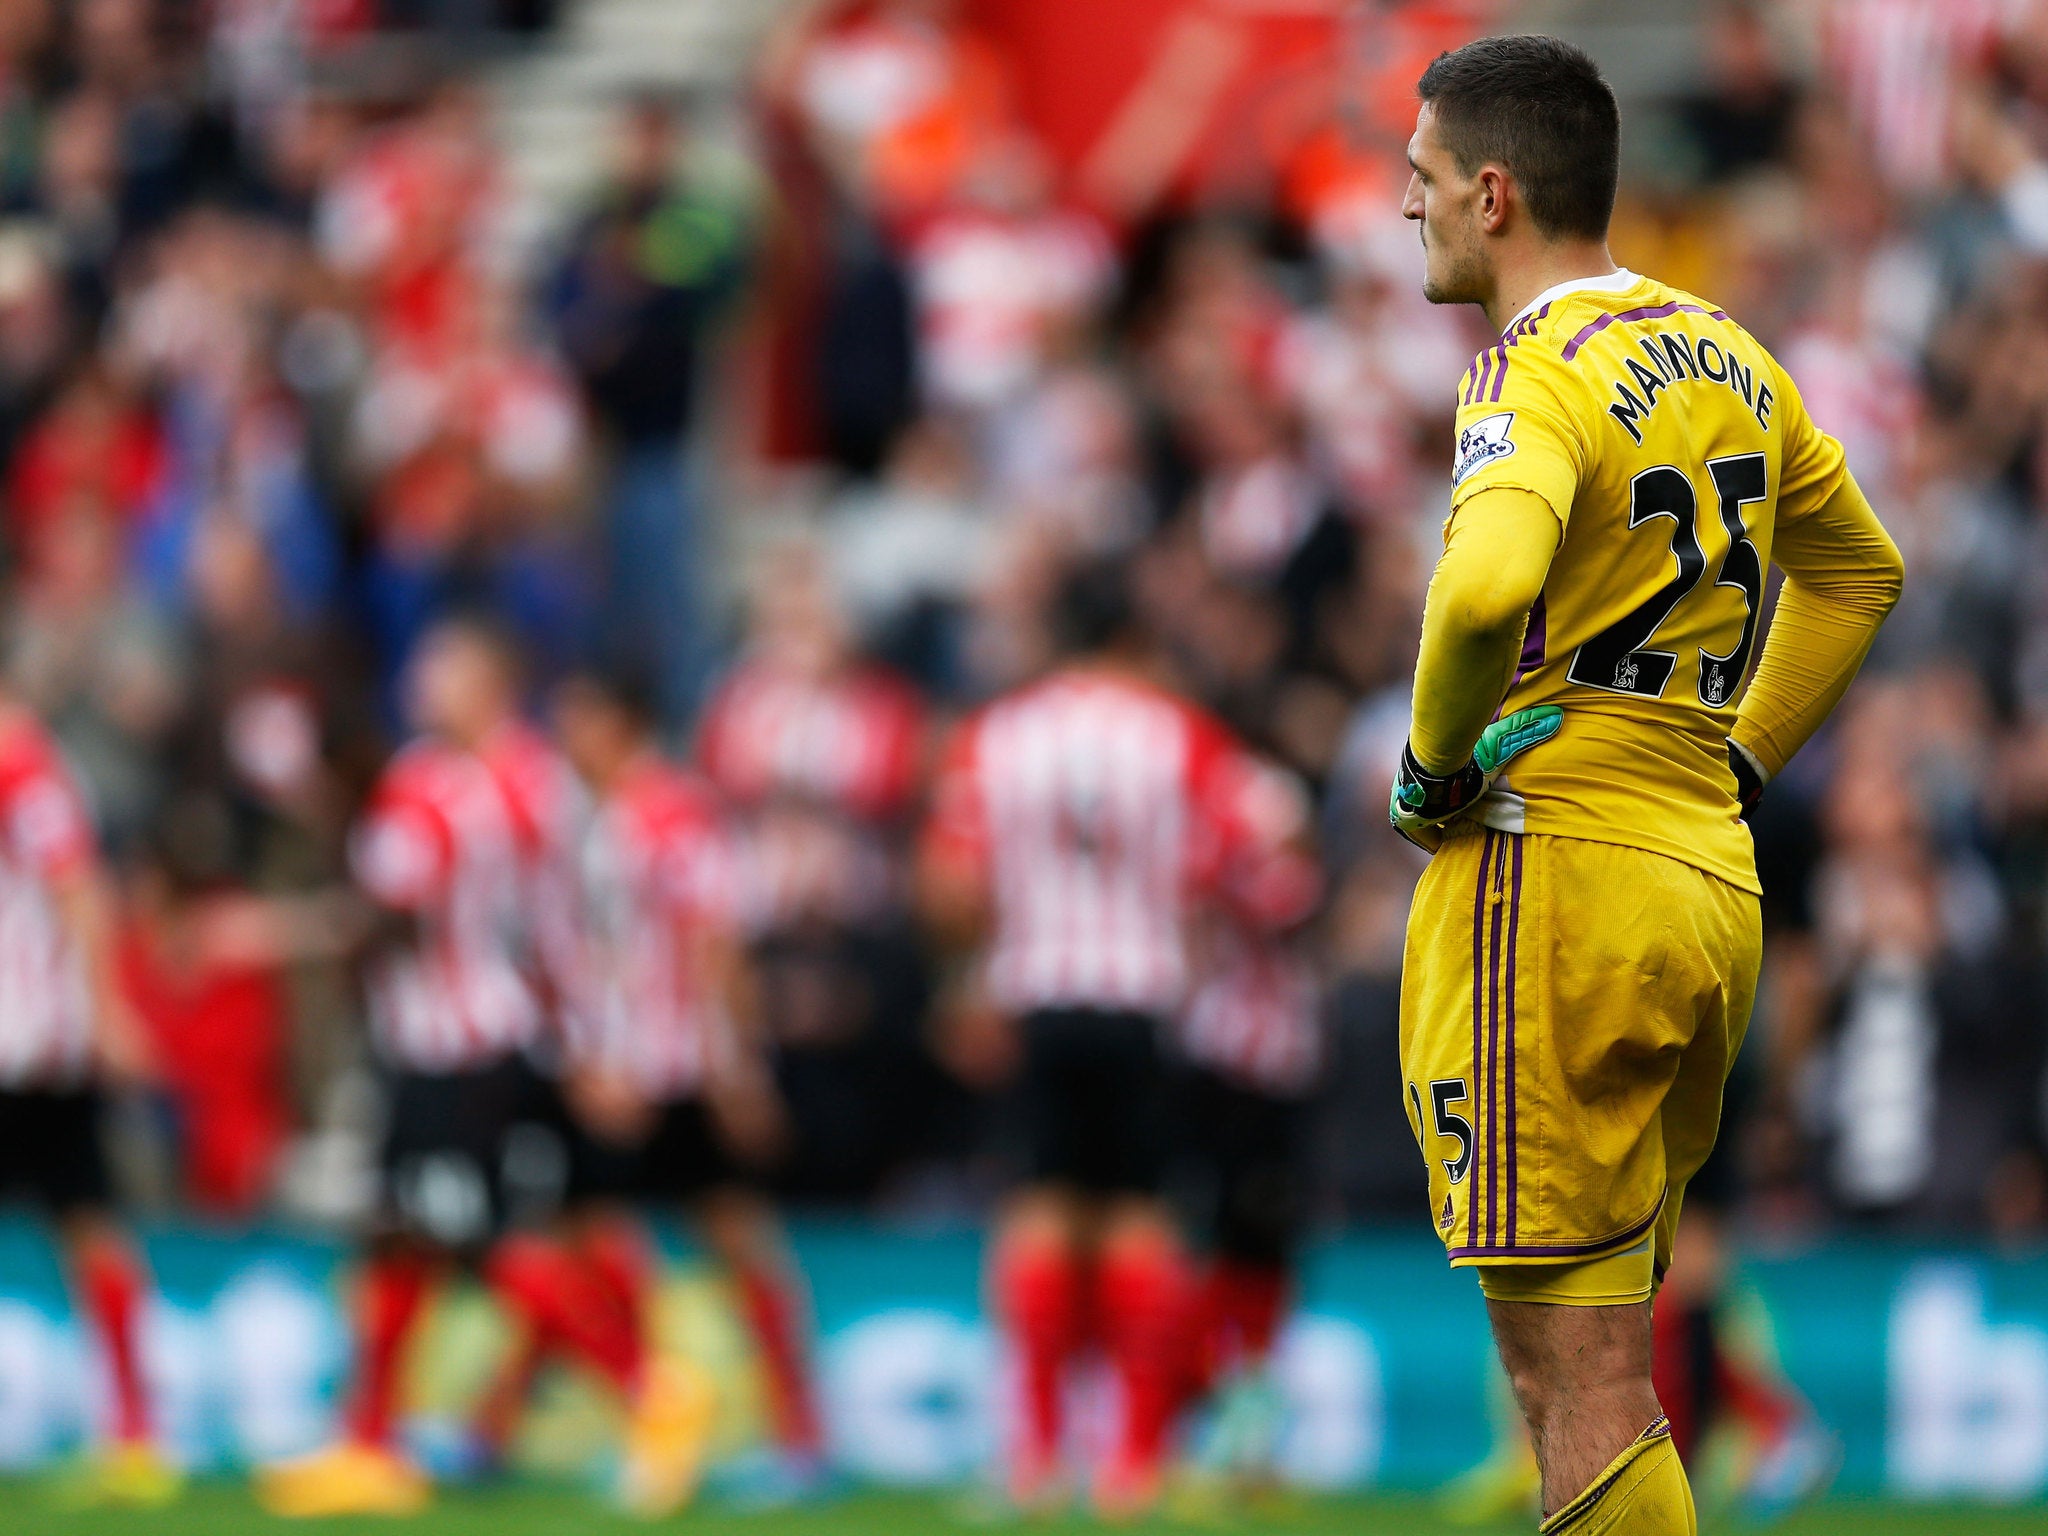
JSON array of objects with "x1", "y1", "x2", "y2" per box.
[
  {"x1": 1420, "y1": 271, "x2": 1482, "y2": 307},
  {"x1": 1418, "y1": 242, "x2": 1486, "y2": 307}
]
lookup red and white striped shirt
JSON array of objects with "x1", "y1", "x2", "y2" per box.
[
  {"x1": 926, "y1": 668, "x2": 1309, "y2": 1016},
  {"x1": 908, "y1": 205, "x2": 1116, "y2": 412},
  {"x1": 351, "y1": 739, "x2": 540, "y2": 1072},
  {"x1": 699, "y1": 658, "x2": 924, "y2": 820},
  {"x1": 570, "y1": 755, "x2": 740, "y2": 1101},
  {"x1": 1821, "y1": 0, "x2": 2014, "y2": 194},
  {"x1": 0, "y1": 718, "x2": 98, "y2": 1088},
  {"x1": 478, "y1": 719, "x2": 590, "y2": 1045},
  {"x1": 698, "y1": 659, "x2": 926, "y2": 928},
  {"x1": 1181, "y1": 758, "x2": 1324, "y2": 1094},
  {"x1": 1181, "y1": 926, "x2": 1322, "y2": 1097}
]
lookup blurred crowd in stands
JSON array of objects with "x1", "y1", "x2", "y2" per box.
[{"x1": 6, "y1": 0, "x2": 2048, "y2": 1241}]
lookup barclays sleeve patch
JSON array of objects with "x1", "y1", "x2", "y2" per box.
[{"x1": 1452, "y1": 411, "x2": 1516, "y2": 487}]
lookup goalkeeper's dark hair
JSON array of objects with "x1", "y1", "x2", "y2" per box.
[{"x1": 1416, "y1": 35, "x2": 1620, "y2": 242}]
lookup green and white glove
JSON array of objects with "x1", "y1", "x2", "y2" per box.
[{"x1": 1389, "y1": 706, "x2": 1564, "y2": 853}]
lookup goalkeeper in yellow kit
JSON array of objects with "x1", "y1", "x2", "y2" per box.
[{"x1": 1388, "y1": 35, "x2": 1903, "y2": 1535}]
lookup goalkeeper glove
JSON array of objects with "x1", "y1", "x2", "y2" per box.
[
  {"x1": 1728, "y1": 737, "x2": 1769, "y2": 820},
  {"x1": 1389, "y1": 706, "x2": 1564, "y2": 853}
]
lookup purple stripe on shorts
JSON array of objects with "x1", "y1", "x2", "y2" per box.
[
  {"x1": 1447, "y1": 1189, "x2": 1666, "y2": 1262},
  {"x1": 1504, "y1": 836, "x2": 1525, "y2": 1247},
  {"x1": 1559, "y1": 301, "x2": 1731, "y2": 361},
  {"x1": 1467, "y1": 831, "x2": 1495, "y2": 1251},
  {"x1": 1485, "y1": 837, "x2": 1507, "y2": 1245}
]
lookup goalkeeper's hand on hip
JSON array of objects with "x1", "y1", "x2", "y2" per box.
[{"x1": 1388, "y1": 706, "x2": 1564, "y2": 853}]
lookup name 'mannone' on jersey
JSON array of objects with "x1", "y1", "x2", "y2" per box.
[{"x1": 1600, "y1": 323, "x2": 1777, "y2": 445}]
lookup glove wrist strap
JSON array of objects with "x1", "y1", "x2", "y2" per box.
[
  {"x1": 1398, "y1": 740, "x2": 1481, "y2": 822},
  {"x1": 1728, "y1": 737, "x2": 1771, "y2": 788},
  {"x1": 1400, "y1": 740, "x2": 1463, "y2": 790}
]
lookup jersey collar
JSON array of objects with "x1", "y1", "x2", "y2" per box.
[{"x1": 1502, "y1": 268, "x2": 1643, "y2": 337}]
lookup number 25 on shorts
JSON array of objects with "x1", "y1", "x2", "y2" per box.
[{"x1": 1409, "y1": 1078, "x2": 1474, "y2": 1184}]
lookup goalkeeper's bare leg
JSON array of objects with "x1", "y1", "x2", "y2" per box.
[{"x1": 1488, "y1": 1298, "x2": 1693, "y2": 1533}]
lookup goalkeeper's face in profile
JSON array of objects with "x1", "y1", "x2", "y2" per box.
[
  {"x1": 1401, "y1": 103, "x2": 1493, "y2": 306},
  {"x1": 1400, "y1": 37, "x2": 1620, "y2": 316}
]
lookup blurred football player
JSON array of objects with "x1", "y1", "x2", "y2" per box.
[
  {"x1": 549, "y1": 664, "x2": 824, "y2": 1502},
  {"x1": 256, "y1": 618, "x2": 703, "y2": 1517},
  {"x1": 1175, "y1": 752, "x2": 1322, "y2": 1492},
  {"x1": 921, "y1": 563, "x2": 1313, "y2": 1517},
  {"x1": 1650, "y1": 1155, "x2": 1837, "y2": 1521},
  {"x1": 0, "y1": 675, "x2": 179, "y2": 1506}
]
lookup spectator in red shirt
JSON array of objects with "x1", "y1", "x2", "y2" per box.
[
  {"x1": 7, "y1": 362, "x2": 165, "y2": 568},
  {"x1": 117, "y1": 824, "x2": 291, "y2": 1220}
]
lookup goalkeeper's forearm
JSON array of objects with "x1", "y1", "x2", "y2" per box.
[
  {"x1": 1733, "y1": 474, "x2": 1906, "y2": 778},
  {"x1": 1410, "y1": 487, "x2": 1562, "y2": 773}
]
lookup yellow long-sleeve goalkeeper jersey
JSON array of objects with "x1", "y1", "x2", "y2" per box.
[{"x1": 1413, "y1": 268, "x2": 1902, "y2": 893}]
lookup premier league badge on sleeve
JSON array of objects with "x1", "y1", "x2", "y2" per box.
[{"x1": 1453, "y1": 411, "x2": 1516, "y2": 486}]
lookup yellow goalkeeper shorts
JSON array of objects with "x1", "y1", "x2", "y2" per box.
[{"x1": 1399, "y1": 825, "x2": 1761, "y2": 1286}]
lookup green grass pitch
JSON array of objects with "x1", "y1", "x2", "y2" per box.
[{"x1": 5, "y1": 1486, "x2": 2044, "y2": 1535}]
